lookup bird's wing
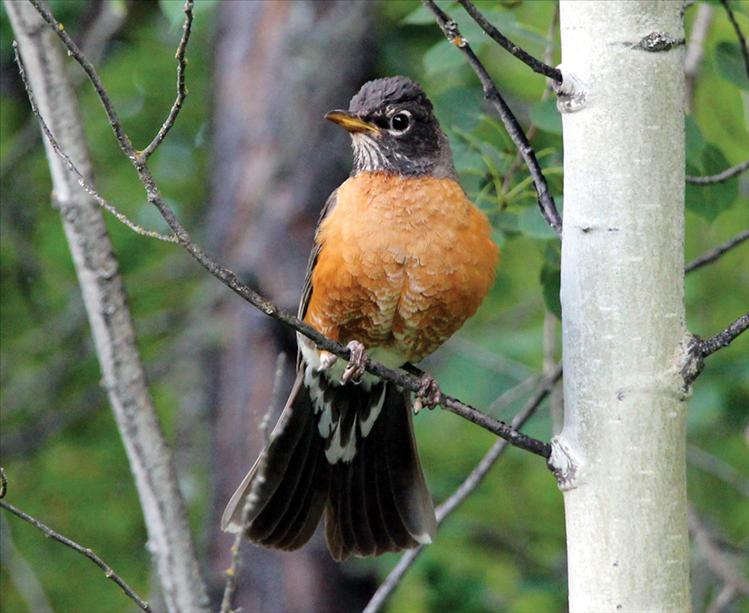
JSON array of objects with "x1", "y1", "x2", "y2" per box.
[{"x1": 297, "y1": 189, "x2": 338, "y2": 369}]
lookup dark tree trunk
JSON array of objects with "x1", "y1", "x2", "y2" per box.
[{"x1": 205, "y1": 2, "x2": 376, "y2": 611}]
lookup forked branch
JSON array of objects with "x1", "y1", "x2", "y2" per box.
[
  {"x1": 0, "y1": 469, "x2": 150, "y2": 611},
  {"x1": 422, "y1": 0, "x2": 563, "y2": 236},
  {"x1": 457, "y1": 0, "x2": 562, "y2": 81},
  {"x1": 20, "y1": 1, "x2": 551, "y2": 460},
  {"x1": 363, "y1": 366, "x2": 562, "y2": 613}
]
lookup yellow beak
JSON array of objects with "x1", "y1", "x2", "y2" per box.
[{"x1": 324, "y1": 110, "x2": 379, "y2": 134}]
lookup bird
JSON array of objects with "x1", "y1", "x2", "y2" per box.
[{"x1": 221, "y1": 76, "x2": 499, "y2": 561}]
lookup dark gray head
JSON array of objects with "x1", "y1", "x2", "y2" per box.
[{"x1": 325, "y1": 76, "x2": 456, "y2": 178}]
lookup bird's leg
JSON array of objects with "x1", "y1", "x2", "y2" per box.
[
  {"x1": 341, "y1": 340, "x2": 368, "y2": 384},
  {"x1": 413, "y1": 373, "x2": 443, "y2": 414}
]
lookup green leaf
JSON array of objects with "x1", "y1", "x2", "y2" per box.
[
  {"x1": 685, "y1": 116, "x2": 706, "y2": 167},
  {"x1": 517, "y1": 203, "x2": 560, "y2": 239},
  {"x1": 686, "y1": 144, "x2": 740, "y2": 222},
  {"x1": 540, "y1": 243, "x2": 562, "y2": 319},
  {"x1": 529, "y1": 98, "x2": 562, "y2": 135},
  {"x1": 423, "y1": 40, "x2": 466, "y2": 74},
  {"x1": 400, "y1": 3, "x2": 451, "y2": 25},
  {"x1": 715, "y1": 42, "x2": 749, "y2": 91},
  {"x1": 435, "y1": 87, "x2": 482, "y2": 132}
]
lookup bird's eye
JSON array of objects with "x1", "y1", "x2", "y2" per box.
[{"x1": 390, "y1": 111, "x2": 411, "y2": 133}]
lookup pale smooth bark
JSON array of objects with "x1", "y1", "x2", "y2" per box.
[
  {"x1": 6, "y1": 2, "x2": 209, "y2": 611},
  {"x1": 552, "y1": 1, "x2": 690, "y2": 611}
]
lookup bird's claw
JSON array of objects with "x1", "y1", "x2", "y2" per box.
[
  {"x1": 342, "y1": 340, "x2": 367, "y2": 384},
  {"x1": 413, "y1": 374, "x2": 442, "y2": 414}
]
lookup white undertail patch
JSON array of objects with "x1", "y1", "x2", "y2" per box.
[{"x1": 359, "y1": 384, "x2": 386, "y2": 437}]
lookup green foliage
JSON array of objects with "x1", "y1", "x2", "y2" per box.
[
  {"x1": 687, "y1": 143, "x2": 740, "y2": 221},
  {"x1": 1, "y1": 2, "x2": 217, "y2": 611},
  {"x1": 715, "y1": 41, "x2": 749, "y2": 90},
  {"x1": 1, "y1": 1, "x2": 747, "y2": 612}
]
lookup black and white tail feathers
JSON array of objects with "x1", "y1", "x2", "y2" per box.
[{"x1": 221, "y1": 368, "x2": 436, "y2": 561}]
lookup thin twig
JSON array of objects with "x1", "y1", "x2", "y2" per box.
[
  {"x1": 141, "y1": 0, "x2": 194, "y2": 159},
  {"x1": 720, "y1": 0, "x2": 749, "y2": 80},
  {"x1": 487, "y1": 372, "x2": 542, "y2": 415},
  {"x1": 28, "y1": 0, "x2": 137, "y2": 159},
  {"x1": 1, "y1": 515, "x2": 55, "y2": 613},
  {"x1": 422, "y1": 0, "x2": 562, "y2": 236},
  {"x1": 220, "y1": 352, "x2": 287, "y2": 612},
  {"x1": 686, "y1": 158, "x2": 749, "y2": 184},
  {"x1": 0, "y1": 467, "x2": 7, "y2": 499},
  {"x1": 219, "y1": 497, "x2": 252, "y2": 613},
  {"x1": 699, "y1": 312, "x2": 749, "y2": 358},
  {"x1": 500, "y1": 4, "x2": 558, "y2": 202},
  {"x1": 685, "y1": 3, "x2": 714, "y2": 110},
  {"x1": 687, "y1": 444, "x2": 749, "y2": 497},
  {"x1": 19, "y1": 6, "x2": 552, "y2": 460},
  {"x1": 688, "y1": 505, "x2": 749, "y2": 599},
  {"x1": 685, "y1": 229, "x2": 749, "y2": 273},
  {"x1": 0, "y1": 492, "x2": 150, "y2": 611},
  {"x1": 12, "y1": 44, "x2": 177, "y2": 243},
  {"x1": 456, "y1": 0, "x2": 561, "y2": 82},
  {"x1": 259, "y1": 353, "x2": 287, "y2": 445},
  {"x1": 706, "y1": 585, "x2": 737, "y2": 613},
  {"x1": 363, "y1": 365, "x2": 562, "y2": 613}
]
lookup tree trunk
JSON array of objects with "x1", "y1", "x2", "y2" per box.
[
  {"x1": 552, "y1": 2, "x2": 689, "y2": 610},
  {"x1": 205, "y1": 2, "x2": 376, "y2": 610},
  {"x1": 5, "y1": 2, "x2": 209, "y2": 611}
]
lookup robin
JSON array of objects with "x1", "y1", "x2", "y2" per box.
[{"x1": 222, "y1": 76, "x2": 499, "y2": 561}]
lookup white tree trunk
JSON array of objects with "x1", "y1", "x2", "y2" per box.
[
  {"x1": 553, "y1": 1, "x2": 690, "y2": 611},
  {"x1": 6, "y1": 2, "x2": 209, "y2": 611}
]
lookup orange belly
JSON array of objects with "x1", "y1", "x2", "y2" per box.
[{"x1": 304, "y1": 172, "x2": 499, "y2": 364}]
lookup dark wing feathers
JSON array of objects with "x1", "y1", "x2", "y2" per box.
[{"x1": 222, "y1": 370, "x2": 435, "y2": 560}]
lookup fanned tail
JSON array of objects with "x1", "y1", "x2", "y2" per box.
[{"x1": 221, "y1": 367, "x2": 436, "y2": 560}]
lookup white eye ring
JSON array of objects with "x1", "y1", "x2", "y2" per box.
[{"x1": 388, "y1": 110, "x2": 412, "y2": 134}]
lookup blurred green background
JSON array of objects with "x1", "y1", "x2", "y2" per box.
[{"x1": 1, "y1": 1, "x2": 747, "y2": 612}]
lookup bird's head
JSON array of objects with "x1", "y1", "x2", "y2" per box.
[{"x1": 325, "y1": 76, "x2": 456, "y2": 179}]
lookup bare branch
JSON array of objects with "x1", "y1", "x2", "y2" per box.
[
  {"x1": 689, "y1": 505, "x2": 749, "y2": 599},
  {"x1": 363, "y1": 365, "x2": 562, "y2": 613},
  {"x1": 28, "y1": 0, "x2": 137, "y2": 159},
  {"x1": 706, "y1": 585, "x2": 738, "y2": 613},
  {"x1": 0, "y1": 515, "x2": 55, "y2": 613},
  {"x1": 688, "y1": 444, "x2": 749, "y2": 497},
  {"x1": 218, "y1": 496, "x2": 252, "y2": 613},
  {"x1": 259, "y1": 353, "x2": 288, "y2": 445},
  {"x1": 685, "y1": 3, "x2": 714, "y2": 110},
  {"x1": 0, "y1": 470, "x2": 150, "y2": 611},
  {"x1": 720, "y1": 0, "x2": 749, "y2": 80},
  {"x1": 7, "y1": 2, "x2": 209, "y2": 609},
  {"x1": 699, "y1": 311, "x2": 749, "y2": 358},
  {"x1": 422, "y1": 0, "x2": 562, "y2": 236},
  {"x1": 456, "y1": 0, "x2": 561, "y2": 81},
  {"x1": 219, "y1": 353, "x2": 287, "y2": 612},
  {"x1": 685, "y1": 229, "x2": 749, "y2": 273},
  {"x1": 13, "y1": 44, "x2": 177, "y2": 243},
  {"x1": 500, "y1": 5, "x2": 559, "y2": 205},
  {"x1": 20, "y1": 3, "x2": 552, "y2": 460},
  {"x1": 686, "y1": 158, "x2": 749, "y2": 184},
  {"x1": 142, "y1": 0, "x2": 194, "y2": 159}
]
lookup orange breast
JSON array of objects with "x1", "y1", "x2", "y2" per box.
[{"x1": 304, "y1": 172, "x2": 499, "y2": 364}]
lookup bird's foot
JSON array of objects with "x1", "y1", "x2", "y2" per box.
[
  {"x1": 342, "y1": 340, "x2": 368, "y2": 384},
  {"x1": 413, "y1": 374, "x2": 442, "y2": 414},
  {"x1": 317, "y1": 350, "x2": 338, "y2": 372}
]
